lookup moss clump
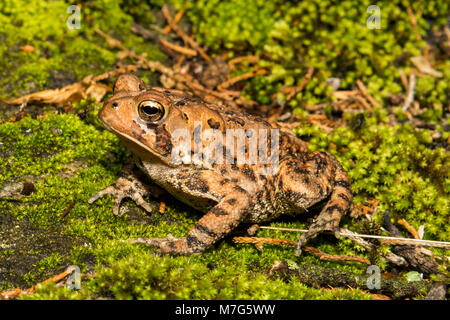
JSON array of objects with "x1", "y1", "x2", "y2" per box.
[
  {"x1": 177, "y1": 0, "x2": 284, "y2": 49},
  {"x1": 23, "y1": 249, "x2": 371, "y2": 300},
  {"x1": 294, "y1": 110, "x2": 449, "y2": 241},
  {"x1": 179, "y1": 0, "x2": 449, "y2": 109},
  {"x1": 0, "y1": 0, "x2": 164, "y2": 99}
]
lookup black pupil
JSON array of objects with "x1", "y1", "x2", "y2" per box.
[{"x1": 142, "y1": 105, "x2": 159, "y2": 116}]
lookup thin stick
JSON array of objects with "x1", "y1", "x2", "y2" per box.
[
  {"x1": 131, "y1": 23, "x2": 155, "y2": 40},
  {"x1": 228, "y1": 55, "x2": 260, "y2": 71},
  {"x1": 397, "y1": 219, "x2": 420, "y2": 240},
  {"x1": 233, "y1": 236, "x2": 371, "y2": 265},
  {"x1": 402, "y1": 72, "x2": 416, "y2": 111},
  {"x1": 406, "y1": 6, "x2": 421, "y2": 41},
  {"x1": 162, "y1": 5, "x2": 211, "y2": 63},
  {"x1": 333, "y1": 90, "x2": 359, "y2": 100},
  {"x1": 259, "y1": 226, "x2": 450, "y2": 249},
  {"x1": 159, "y1": 38, "x2": 197, "y2": 57},
  {"x1": 355, "y1": 95, "x2": 373, "y2": 111},
  {"x1": 218, "y1": 69, "x2": 267, "y2": 90},
  {"x1": 92, "y1": 64, "x2": 140, "y2": 82},
  {"x1": 356, "y1": 80, "x2": 383, "y2": 109},
  {"x1": 0, "y1": 267, "x2": 76, "y2": 299},
  {"x1": 162, "y1": 9, "x2": 184, "y2": 35},
  {"x1": 61, "y1": 201, "x2": 76, "y2": 221},
  {"x1": 399, "y1": 70, "x2": 409, "y2": 91},
  {"x1": 285, "y1": 66, "x2": 315, "y2": 100}
]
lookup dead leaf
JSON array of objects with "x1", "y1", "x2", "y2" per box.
[
  {"x1": 1, "y1": 75, "x2": 111, "y2": 106},
  {"x1": 410, "y1": 56, "x2": 443, "y2": 77},
  {"x1": 85, "y1": 82, "x2": 111, "y2": 103}
]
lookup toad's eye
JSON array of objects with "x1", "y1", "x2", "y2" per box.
[{"x1": 137, "y1": 100, "x2": 166, "y2": 123}]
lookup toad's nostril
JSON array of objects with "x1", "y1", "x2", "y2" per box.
[{"x1": 112, "y1": 102, "x2": 119, "y2": 109}]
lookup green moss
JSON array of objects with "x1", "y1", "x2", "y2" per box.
[
  {"x1": 294, "y1": 111, "x2": 449, "y2": 242},
  {"x1": 1, "y1": 0, "x2": 448, "y2": 300},
  {"x1": 176, "y1": 0, "x2": 284, "y2": 49},
  {"x1": 0, "y1": 0, "x2": 164, "y2": 98},
  {"x1": 179, "y1": 0, "x2": 449, "y2": 108},
  {"x1": 23, "y1": 249, "x2": 371, "y2": 300}
]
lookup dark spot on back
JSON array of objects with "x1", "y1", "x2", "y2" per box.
[
  {"x1": 207, "y1": 118, "x2": 220, "y2": 130},
  {"x1": 228, "y1": 117, "x2": 245, "y2": 126},
  {"x1": 241, "y1": 167, "x2": 256, "y2": 181},
  {"x1": 233, "y1": 185, "x2": 246, "y2": 193},
  {"x1": 186, "y1": 177, "x2": 210, "y2": 193}
]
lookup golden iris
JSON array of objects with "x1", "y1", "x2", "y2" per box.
[{"x1": 138, "y1": 100, "x2": 165, "y2": 122}]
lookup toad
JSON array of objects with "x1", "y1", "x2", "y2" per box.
[{"x1": 89, "y1": 74, "x2": 353, "y2": 255}]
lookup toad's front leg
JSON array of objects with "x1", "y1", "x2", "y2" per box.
[
  {"x1": 89, "y1": 159, "x2": 164, "y2": 215},
  {"x1": 128, "y1": 171, "x2": 253, "y2": 254}
]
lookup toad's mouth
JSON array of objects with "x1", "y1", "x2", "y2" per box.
[{"x1": 101, "y1": 120, "x2": 177, "y2": 167}]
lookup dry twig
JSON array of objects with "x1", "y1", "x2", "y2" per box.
[
  {"x1": 217, "y1": 69, "x2": 267, "y2": 90},
  {"x1": 0, "y1": 267, "x2": 77, "y2": 300},
  {"x1": 356, "y1": 80, "x2": 383, "y2": 109},
  {"x1": 233, "y1": 236, "x2": 371, "y2": 265},
  {"x1": 399, "y1": 70, "x2": 409, "y2": 91},
  {"x1": 397, "y1": 219, "x2": 420, "y2": 240},
  {"x1": 162, "y1": 5, "x2": 211, "y2": 63},
  {"x1": 1, "y1": 75, "x2": 111, "y2": 106},
  {"x1": 162, "y1": 9, "x2": 184, "y2": 35},
  {"x1": 402, "y1": 72, "x2": 416, "y2": 111},
  {"x1": 406, "y1": 6, "x2": 421, "y2": 41},
  {"x1": 282, "y1": 66, "x2": 315, "y2": 101},
  {"x1": 228, "y1": 55, "x2": 260, "y2": 71},
  {"x1": 159, "y1": 38, "x2": 197, "y2": 57},
  {"x1": 61, "y1": 201, "x2": 76, "y2": 221}
]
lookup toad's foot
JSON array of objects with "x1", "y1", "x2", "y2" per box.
[
  {"x1": 88, "y1": 161, "x2": 164, "y2": 216},
  {"x1": 295, "y1": 220, "x2": 342, "y2": 256},
  {"x1": 127, "y1": 234, "x2": 200, "y2": 255}
]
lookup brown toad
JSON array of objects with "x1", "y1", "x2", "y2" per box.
[{"x1": 89, "y1": 74, "x2": 353, "y2": 255}]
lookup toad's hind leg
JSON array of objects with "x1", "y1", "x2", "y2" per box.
[{"x1": 278, "y1": 151, "x2": 353, "y2": 256}]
